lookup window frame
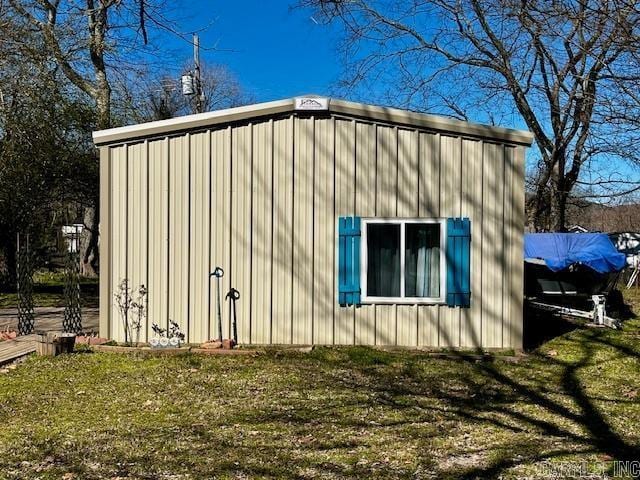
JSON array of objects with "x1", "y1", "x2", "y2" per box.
[{"x1": 360, "y1": 217, "x2": 447, "y2": 304}]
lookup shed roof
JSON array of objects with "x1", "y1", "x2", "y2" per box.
[{"x1": 93, "y1": 96, "x2": 534, "y2": 147}]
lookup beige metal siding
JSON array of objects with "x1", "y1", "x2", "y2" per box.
[
  {"x1": 101, "y1": 112, "x2": 527, "y2": 349},
  {"x1": 460, "y1": 138, "x2": 483, "y2": 348},
  {"x1": 353, "y1": 122, "x2": 376, "y2": 345},
  {"x1": 189, "y1": 132, "x2": 211, "y2": 343},
  {"x1": 396, "y1": 128, "x2": 419, "y2": 347},
  {"x1": 334, "y1": 119, "x2": 356, "y2": 345},
  {"x1": 513, "y1": 147, "x2": 526, "y2": 350},
  {"x1": 251, "y1": 121, "x2": 273, "y2": 344},
  {"x1": 168, "y1": 136, "x2": 190, "y2": 339},
  {"x1": 417, "y1": 132, "x2": 440, "y2": 347},
  {"x1": 502, "y1": 146, "x2": 515, "y2": 349},
  {"x1": 110, "y1": 145, "x2": 128, "y2": 341},
  {"x1": 271, "y1": 117, "x2": 294, "y2": 343},
  {"x1": 439, "y1": 135, "x2": 462, "y2": 347},
  {"x1": 313, "y1": 118, "x2": 335, "y2": 344},
  {"x1": 508, "y1": 146, "x2": 526, "y2": 350},
  {"x1": 99, "y1": 146, "x2": 111, "y2": 339},
  {"x1": 147, "y1": 138, "x2": 169, "y2": 337},
  {"x1": 375, "y1": 125, "x2": 397, "y2": 346},
  {"x1": 231, "y1": 124, "x2": 252, "y2": 343},
  {"x1": 126, "y1": 142, "x2": 148, "y2": 342},
  {"x1": 292, "y1": 117, "x2": 314, "y2": 344},
  {"x1": 481, "y1": 142, "x2": 506, "y2": 348},
  {"x1": 210, "y1": 127, "x2": 232, "y2": 339}
]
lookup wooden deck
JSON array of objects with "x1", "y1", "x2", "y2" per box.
[
  {"x1": 0, "y1": 308, "x2": 99, "y2": 365},
  {"x1": 0, "y1": 334, "x2": 37, "y2": 365}
]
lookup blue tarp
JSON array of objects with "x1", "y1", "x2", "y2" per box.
[{"x1": 524, "y1": 233, "x2": 626, "y2": 274}]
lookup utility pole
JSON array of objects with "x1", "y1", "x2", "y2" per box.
[
  {"x1": 193, "y1": 33, "x2": 203, "y2": 114},
  {"x1": 181, "y1": 33, "x2": 205, "y2": 113}
]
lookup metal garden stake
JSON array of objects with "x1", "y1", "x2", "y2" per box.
[
  {"x1": 210, "y1": 267, "x2": 224, "y2": 341},
  {"x1": 226, "y1": 288, "x2": 240, "y2": 344}
]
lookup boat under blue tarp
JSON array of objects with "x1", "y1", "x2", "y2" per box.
[{"x1": 524, "y1": 233, "x2": 626, "y2": 274}]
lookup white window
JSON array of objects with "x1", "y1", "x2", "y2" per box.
[{"x1": 361, "y1": 218, "x2": 446, "y2": 304}]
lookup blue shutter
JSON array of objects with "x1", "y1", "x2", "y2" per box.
[
  {"x1": 446, "y1": 217, "x2": 471, "y2": 308},
  {"x1": 338, "y1": 216, "x2": 361, "y2": 306}
]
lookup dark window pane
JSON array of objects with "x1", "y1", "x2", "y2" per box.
[
  {"x1": 405, "y1": 223, "x2": 441, "y2": 297},
  {"x1": 367, "y1": 224, "x2": 401, "y2": 297}
]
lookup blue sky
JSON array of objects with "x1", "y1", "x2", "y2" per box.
[
  {"x1": 150, "y1": 1, "x2": 638, "y2": 198},
  {"x1": 160, "y1": 1, "x2": 342, "y2": 101}
]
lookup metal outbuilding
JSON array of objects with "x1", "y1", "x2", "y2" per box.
[{"x1": 93, "y1": 96, "x2": 533, "y2": 349}]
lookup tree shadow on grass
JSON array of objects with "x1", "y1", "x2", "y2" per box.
[
  {"x1": 372, "y1": 331, "x2": 639, "y2": 477},
  {"x1": 236, "y1": 321, "x2": 640, "y2": 478},
  {"x1": 522, "y1": 304, "x2": 580, "y2": 351}
]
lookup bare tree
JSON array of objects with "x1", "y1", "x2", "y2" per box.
[
  {"x1": 0, "y1": 35, "x2": 96, "y2": 284},
  {"x1": 303, "y1": 0, "x2": 640, "y2": 231},
  {"x1": 5, "y1": 0, "x2": 167, "y2": 275},
  {"x1": 118, "y1": 62, "x2": 253, "y2": 123}
]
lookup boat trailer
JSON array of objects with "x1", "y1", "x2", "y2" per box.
[{"x1": 527, "y1": 294, "x2": 620, "y2": 329}]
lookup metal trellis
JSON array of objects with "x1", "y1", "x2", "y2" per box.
[
  {"x1": 63, "y1": 249, "x2": 82, "y2": 333},
  {"x1": 16, "y1": 233, "x2": 35, "y2": 335}
]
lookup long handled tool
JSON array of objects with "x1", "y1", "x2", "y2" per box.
[
  {"x1": 210, "y1": 267, "x2": 224, "y2": 341},
  {"x1": 225, "y1": 288, "x2": 240, "y2": 344}
]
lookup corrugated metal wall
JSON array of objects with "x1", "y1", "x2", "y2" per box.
[{"x1": 101, "y1": 114, "x2": 525, "y2": 348}]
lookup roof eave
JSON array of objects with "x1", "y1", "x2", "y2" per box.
[
  {"x1": 92, "y1": 98, "x2": 294, "y2": 146},
  {"x1": 329, "y1": 99, "x2": 534, "y2": 146},
  {"x1": 92, "y1": 96, "x2": 534, "y2": 147}
]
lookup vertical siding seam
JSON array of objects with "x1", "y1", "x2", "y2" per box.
[
  {"x1": 290, "y1": 116, "x2": 295, "y2": 344},
  {"x1": 394, "y1": 126, "x2": 399, "y2": 346},
  {"x1": 415, "y1": 130, "x2": 420, "y2": 345},
  {"x1": 331, "y1": 115, "x2": 337, "y2": 345},
  {"x1": 373, "y1": 125, "x2": 378, "y2": 346},
  {"x1": 311, "y1": 117, "x2": 315, "y2": 345},
  {"x1": 458, "y1": 136, "x2": 463, "y2": 347},
  {"x1": 145, "y1": 140, "x2": 150, "y2": 342},
  {"x1": 395, "y1": 127, "x2": 399, "y2": 216},
  {"x1": 458, "y1": 137, "x2": 463, "y2": 216},
  {"x1": 437, "y1": 134, "x2": 442, "y2": 347},
  {"x1": 124, "y1": 144, "x2": 129, "y2": 330},
  {"x1": 269, "y1": 119, "x2": 275, "y2": 345},
  {"x1": 107, "y1": 149, "x2": 113, "y2": 339},
  {"x1": 480, "y1": 141, "x2": 485, "y2": 347},
  {"x1": 352, "y1": 120, "x2": 357, "y2": 345},
  {"x1": 436, "y1": 134, "x2": 442, "y2": 216},
  {"x1": 186, "y1": 133, "x2": 191, "y2": 342},
  {"x1": 501, "y1": 145, "x2": 507, "y2": 348},
  {"x1": 165, "y1": 138, "x2": 170, "y2": 331},
  {"x1": 249, "y1": 123, "x2": 254, "y2": 344},
  {"x1": 414, "y1": 129, "x2": 419, "y2": 214},
  {"x1": 207, "y1": 129, "x2": 212, "y2": 343},
  {"x1": 228, "y1": 126, "x2": 233, "y2": 340}
]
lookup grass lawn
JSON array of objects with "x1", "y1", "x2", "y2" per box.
[
  {"x1": 0, "y1": 293, "x2": 639, "y2": 479},
  {"x1": 0, "y1": 292, "x2": 99, "y2": 309},
  {"x1": 0, "y1": 271, "x2": 99, "y2": 309}
]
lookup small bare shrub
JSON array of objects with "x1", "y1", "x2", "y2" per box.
[{"x1": 114, "y1": 279, "x2": 147, "y2": 346}]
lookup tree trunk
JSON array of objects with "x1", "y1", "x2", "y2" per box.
[
  {"x1": 549, "y1": 192, "x2": 567, "y2": 232},
  {"x1": 79, "y1": 72, "x2": 110, "y2": 278},
  {"x1": 529, "y1": 182, "x2": 548, "y2": 232},
  {"x1": 80, "y1": 205, "x2": 99, "y2": 277},
  {"x1": 547, "y1": 150, "x2": 568, "y2": 232}
]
